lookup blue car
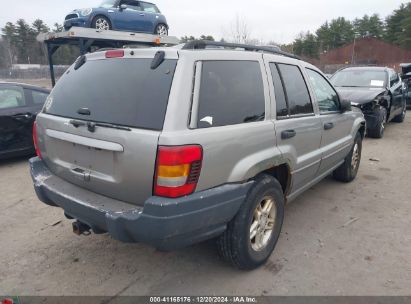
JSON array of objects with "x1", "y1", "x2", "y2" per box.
[{"x1": 64, "y1": 0, "x2": 169, "y2": 36}]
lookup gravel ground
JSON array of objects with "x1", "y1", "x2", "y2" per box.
[{"x1": 0, "y1": 90, "x2": 410, "y2": 296}]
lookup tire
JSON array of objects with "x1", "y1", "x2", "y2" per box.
[
  {"x1": 392, "y1": 105, "x2": 406, "y2": 123},
  {"x1": 217, "y1": 174, "x2": 285, "y2": 270},
  {"x1": 333, "y1": 132, "x2": 362, "y2": 183},
  {"x1": 91, "y1": 16, "x2": 111, "y2": 31},
  {"x1": 367, "y1": 107, "x2": 387, "y2": 139},
  {"x1": 155, "y1": 24, "x2": 168, "y2": 36}
]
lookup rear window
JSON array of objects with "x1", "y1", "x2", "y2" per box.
[{"x1": 45, "y1": 58, "x2": 177, "y2": 130}]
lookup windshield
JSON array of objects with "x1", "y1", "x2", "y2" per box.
[
  {"x1": 45, "y1": 58, "x2": 177, "y2": 130},
  {"x1": 331, "y1": 70, "x2": 387, "y2": 88},
  {"x1": 99, "y1": 0, "x2": 116, "y2": 8}
]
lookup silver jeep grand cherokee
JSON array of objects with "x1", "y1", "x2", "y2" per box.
[{"x1": 30, "y1": 41, "x2": 365, "y2": 270}]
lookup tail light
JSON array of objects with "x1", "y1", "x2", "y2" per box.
[
  {"x1": 154, "y1": 145, "x2": 203, "y2": 198},
  {"x1": 33, "y1": 121, "x2": 42, "y2": 159},
  {"x1": 105, "y1": 49, "x2": 124, "y2": 58}
]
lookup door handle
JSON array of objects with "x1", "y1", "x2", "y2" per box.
[
  {"x1": 139, "y1": 13, "x2": 145, "y2": 16},
  {"x1": 281, "y1": 129, "x2": 296, "y2": 140},
  {"x1": 324, "y1": 122, "x2": 334, "y2": 130},
  {"x1": 12, "y1": 113, "x2": 32, "y2": 119}
]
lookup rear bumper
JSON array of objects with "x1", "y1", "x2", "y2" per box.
[{"x1": 30, "y1": 157, "x2": 251, "y2": 250}]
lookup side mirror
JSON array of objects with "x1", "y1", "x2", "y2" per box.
[
  {"x1": 119, "y1": 4, "x2": 127, "y2": 10},
  {"x1": 340, "y1": 99, "x2": 352, "y2": 113}
]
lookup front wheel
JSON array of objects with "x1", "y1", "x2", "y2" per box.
[
  {"x1": 155, "y1": 24, "x2": 168, "y2": 36},
  {"x1": 92, "y1": 16, "x2": 111, "y2": 31},
  {"x1": 333, "y1": 132, "x2": 362, "y2": 183},
  {"x1": 392, "y1": 105, "x2": 406, "y2": 123},
  {"x1": 367, "y1": 107, "x2": 387, "y2": 139},
  {"x1": 217, "y1": 174, "x2": 285, "y2": 270}
]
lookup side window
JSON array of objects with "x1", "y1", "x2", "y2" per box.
[
  {"x1": 197, "y1": 61, "x2": 265, "y2": 128},
  {"x1": 31, "y1": 90, "x2": 49, "y2": 105},
  {"x1": 389, "y1": 71, "x2": 399, "y2": 87},
  {"x1": 269, "y1": 63, "x2": 288, "y2": 117},
  {"x1": 0, "y1": 86, "x2": 26, "y2": 110},
  {"x1": 306, "y1": 69, "x2": 340, "y2": 113},
  {"x1": 140, "y1": 2, "x2": 159, "y2": 13},
  {"x1": 122, "y1": 0, "x2": 142, "y2": 11},
  {"x1": 277, "y1": 64, "x2": 313, "y2": 116}
]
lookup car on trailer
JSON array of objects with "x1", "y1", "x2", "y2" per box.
[
  {"x1": 331, "y1": 66, "x2": 406, "y2": 138},
  {"x1": 64, "y1": 0, "x2": 169, "y2": 36},
  {"x1": 0, "y1": 82, "x2": 50, "y2": 159}
]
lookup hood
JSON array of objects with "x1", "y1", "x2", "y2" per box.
[{"x1": 335, "y1": 87, "x2": 386, "y2": 105}]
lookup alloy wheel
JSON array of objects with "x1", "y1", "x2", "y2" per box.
[
  {"x1": 95, "y1": 18, "x2": 110, "y2": 30},
  {"x1": 351, "y1": 143, "x2": 360, "y2": 170},
  {"x1": 156, "y1": 25, "x2": 168, "y2": 36},
  {"x1": 250, "y1": 196, "x2": 277, "y2": 251}
]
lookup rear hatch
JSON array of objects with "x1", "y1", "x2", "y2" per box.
[{"x1": 36, "y1": 49, "x2": 178, "y2": 206}]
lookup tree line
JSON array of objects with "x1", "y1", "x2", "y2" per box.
[
  {"x1": 0, "y1": 19, "x2": 78, "y2": 68},
  {"x1": 290, "y1": 2, "x2": 411, "y2": 58}
]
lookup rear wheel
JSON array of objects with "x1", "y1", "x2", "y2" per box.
[
  {"x1": 217, "y1": 174, "x2": 285, "y2": 270},
  {"x1": 367, "y1": 107, "x2": 387, "y2": 138},
  {"x1": 155, "y1": 24, "x2": 168, "y2": 36},
  {"x1": 333, "y1": 132, "x2": 362, "y2": 182},
  {"x1": 92, "y1": 16, "x2": 111, "y2": 31}
]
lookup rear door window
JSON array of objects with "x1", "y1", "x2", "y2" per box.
[
  {"x1": 197, "y1": 61, "x2": 265, "y2": 128},
  {"x1": 269, "y1": 63, "x2": 288, "y2": 118},
  {"x1": 45, "y1": 58, "x2": 177, "y2": 130},
  {"x1": 277, "y1": 64, "x2": 313, "y2": 116}
]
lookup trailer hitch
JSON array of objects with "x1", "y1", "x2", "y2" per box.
[{"x1": 72, "y1": 221, "x2": 91, "y2": 236}]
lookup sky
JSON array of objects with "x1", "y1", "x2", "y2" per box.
[{"x1": 0, "y1": 0, "x2": 407, "y2": 44}]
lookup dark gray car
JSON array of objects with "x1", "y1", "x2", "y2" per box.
[
  {"x1": 331, "y1": 66, "x2": 406, "y2": 138},
  {"x1": 0, "y1": 82, "x2": 49, "y2": 159},
  {"x1": 30, "y1": 42, "x2": 365, "y2": 270}
]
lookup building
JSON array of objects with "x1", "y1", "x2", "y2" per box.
[{"x1": 314, "y1": 37, "x2": 411, "y2": 74}]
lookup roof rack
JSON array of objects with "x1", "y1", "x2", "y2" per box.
[
  {"x1": 182, "y1": 40, "x2": 299, "y2": 60},
  {"x1": 38, "y1": 27, "x2": 180, "y2": 87}
]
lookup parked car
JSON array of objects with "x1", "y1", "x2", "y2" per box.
[
  {"x1": 30, "y1": 42, "x2": 365, "y2": 270},
  {"x1": 64, "y1": 0, "x2": 169, "y2": 36},
  {"x1": 331, "y1": 67, "x2": 406, "y2": 138},
  {"x1": 0, "y1": 82, "x2": 49, "y2": 160},
  {"x1": 401, "y1": 63, "x2": 411, "y2": 107}
]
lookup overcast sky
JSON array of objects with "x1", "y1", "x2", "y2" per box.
[{"x1": 0, "y1": 0, "x2": 407, "y2": 44}]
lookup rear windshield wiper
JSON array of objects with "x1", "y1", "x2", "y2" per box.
[{"x1": 69, "y1": 119, "x2": 131, "y2": 132}]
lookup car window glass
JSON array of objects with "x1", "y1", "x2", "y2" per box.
[
  {"x1": 390, "y1": 71, "x2": 399, "y2": 87},
  {"x1": 277, "y1": 64, "x2": 313, "y2": 115},
  {"x1": 0, "y1": 86, "x2": 26, "y2": 110},
  {"x1": 31, "y1": 90, "x2": 49, "y2": 105},
  {"x1": 306, "y1": 69, "x2": 340, "y2": 113},
  {"x1": 140, "y1": 2, "x2": 159, "y2": 13},
  {"x1": 122, "y1": 0, "x2": 141, "y2": 11},
  {"x1": 269, "y1": 63, "x2": 288, "y2": 117},
  {"x1": 197, "y1": 61, "x2": 265, "y2": 128}
]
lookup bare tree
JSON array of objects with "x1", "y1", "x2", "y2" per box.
[{"x1": 223, "y1": 14, "x2": 252, "y2": 44}]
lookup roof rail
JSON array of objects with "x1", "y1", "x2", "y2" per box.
[{"x1": 182, "y1": 40, "x2": 300, "y2": 60}]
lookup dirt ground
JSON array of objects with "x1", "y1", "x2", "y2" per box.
[{"x1": 0, "y1": 81, "x2": 410, "y2": 296}]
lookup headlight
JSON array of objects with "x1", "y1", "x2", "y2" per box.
[{"x1": 79, "y1": 8, "x2": 92, "y2": 16}]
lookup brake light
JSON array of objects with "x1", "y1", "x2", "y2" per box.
[
  {"x1": 33, "y1": 121, "x2": 42, "y2": 159},
  {"x1": 154, "y1": 145, "x2": 203, "y2": 198},
  {"x1": 105, "y1": 49, "x2": 124, "y2": 58}
]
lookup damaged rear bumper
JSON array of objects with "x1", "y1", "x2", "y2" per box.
[{"x1": 29, "y1": 157, "x2": 251, "y2": 250}]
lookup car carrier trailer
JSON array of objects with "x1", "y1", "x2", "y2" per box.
[{"x1": 37, "y1": 27, "x2": 180, "y2": 87}]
